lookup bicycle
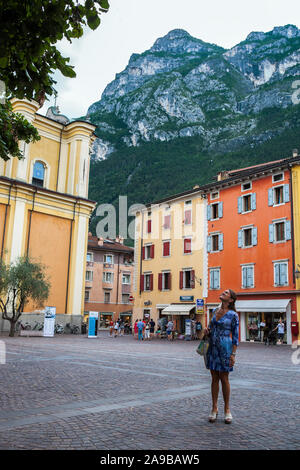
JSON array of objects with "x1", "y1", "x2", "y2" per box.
[
  {"x1": 65, "y1": 323, "x2": 80, "y2": 334},
  {"x1": 32, "y1": 321, "x2": 44, "y2": 331},
  {"x1": 54, "y1": 323, "x2": 64, "y2": 334}
]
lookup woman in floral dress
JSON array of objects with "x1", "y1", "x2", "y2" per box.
[{"x1": 204, "y1": 289, "x2": 239, "y2": 424}]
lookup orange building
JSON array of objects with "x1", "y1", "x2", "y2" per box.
[
  {"x1": 84, "y1": 235, "x2": 134, "y2": 330},
  {"x1": 202, "y1": 156, "x2": 300, "y2": 345}
]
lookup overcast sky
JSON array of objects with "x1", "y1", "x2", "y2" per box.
[{"x1": 39, "y1": 0, "x2": 300, "y2": 118}]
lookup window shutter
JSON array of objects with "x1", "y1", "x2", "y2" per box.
[
  {"x1": 163, "y1": 241, "x2": 170, "y2": 256},
  {"x1": 169, "y1": 273, "x2": 172, "y2": 290},
  {"x1": 281, "y1": 263, "x2": 288, "y2": 285},
  {"x1": 150, "y1": 244, "x2": 155, "y2": 259},
  {"x1": 216, "y1": 270, "x2": 220, "y2": 290},
  {"x1": 179, "y1": 271, "x2": 184, "y2": 289},
  {"x1": 210, "y1": 270, "x2": 214, "y2": 289},
  {"x1": 274, "y1": 264, "x2": 280, "y2": 286},
  {"x1": 238, "y1": 230, "x2": 243, "y2": 248},
  {"x1": 147, "y1": 220, "x2": 152, "y2": 233},
  {"x1": 140, "y1": 274, "x2": 144, "y2": 292},
  {"x1": 185, "y1": 209, "x2": 192, "y2": 224},
  {"x1": 164, "y1": 215, "x2": 171, "y2": 229},
  {"x1": 284, "y1": 184, "x2": 290, "y2": 203},
  {"x1": 219, "y1": 233, "x2": 224, "y2": 251},
  {"x1": 285, "y1": 220, "x2": 291, "y2": 240},
  {"x1": 158, "y1": 273, "x2": 162, "y2": 290},
  {"x1": 248, "y1": 267, "x2": 254, "y2": 288},
  {"x1": 184, "y1": 238, "x2": 191, "y2": 253},
  {"x1": 207, "y1": 236, "x2": 212, "y2": 253},
  {"x1": 242, "y1": 267, "x2": 247, "y2": 288},
  {"x1": 238, "y1": 197, "x2": 242, "y2": 214},
  {"x1": 218, "y1": 202, "x2": 223, "y2": 218},
  {"x1": 252, "y1": 227, "x2": 257, "y2": 246},
  {"x1": 268, "y1": 188, "x2": 274, "y2": 206},
  {"x1": 251, "y1": 193, "x2": 256, "y2": 210},
  {"x1": 269, "y1": 224, "x2": 274, "y2": 243},
  {"x1": 207, "y1": 204, "x2": 211, "y2": 221},
  {"x1": 150, "y1": 274, "x2": 153, "y2": 291},
  {"x1": 190, "y1": 270, "x2": 195, "y2": 289},
  {"x1": 142, "y1": 247, "x2": 145, "y2": 260}
]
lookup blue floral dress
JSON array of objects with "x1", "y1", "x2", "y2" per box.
[{"x1": 206, "y1": 309, "x2": 239, "y2": 372}]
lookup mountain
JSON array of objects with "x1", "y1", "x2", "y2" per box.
[{"x1": 84, "y1": 25, "x2": 300, "y2": 236}]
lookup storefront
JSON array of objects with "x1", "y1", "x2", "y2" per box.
[
  {"x1": 99, "y1": 312, "x2": 113, "y2": 329},
  {"x1": 120, "y1": 311, "x2": 132, "y2": 333},
  {"x1": 162, "y1": 304, "x2": 196, "y2": 335},
  {"x1": 236, "y1": 299, "x2": 292, "y2": 345}
]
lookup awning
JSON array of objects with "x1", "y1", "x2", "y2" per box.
[
  {"x1": 162, "y1": 304, "x2": 195, "y2": 315},
  {"x1": 236, "y1": 299, "x2": 290, "y2": 313}
]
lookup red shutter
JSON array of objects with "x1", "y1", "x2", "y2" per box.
[
  {"x1": 163, "y1": 241, "x2": 170, "y2": 256},
  {"x1": 150, "y1": 274, "x2": 153, "y2": 291},
  {"x1": 180, "y1": 271, "x2": 183, "y2": 289},
  {"x1": 190, "y1": 270, "x2": 195, "y2": 289},
  {"x1": 150, "y1": 244, "x2": 155, "y2": 259},
  {"x1": 158, "y1": 273, "x2": 162, "y2": 290},
  {"x1": 147, "y1": 220, "x2": 152, "y2": 233},
  {"x1": 142, "y1": 247, "x2": 145, "y2": 260},
  {"x1": 184, "y1": 238, "x2": 191, "y2": 253},
  {"x1": 140, "y1": 274, "x2": 144, "y2": 292}
]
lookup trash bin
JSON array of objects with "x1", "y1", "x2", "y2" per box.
[{"x1": 81, "y1": 323, "x2": 87, "y2": 335}]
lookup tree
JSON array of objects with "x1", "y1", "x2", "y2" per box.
[
  {"x1": 0, "y1": 256, "x2": 50, "y2": 337},
  {"x1": 0, "y1": 0, "x2": 109, "y2": 160}
]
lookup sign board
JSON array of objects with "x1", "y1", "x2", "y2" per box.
[
  {"x1": 43, "y1": 306, "x2": 56, "y2": 337},
  {"x1": 196, "y1": 299, "x2": 204, "y2": 314},
  {"x1": 129, "y1": 295, "x2": 134, "y2": 302},
  {"x1": 88, "y1": 311, "x2": 99, "y2": 338},
  {"x1": 180, "y1": 296, "x2": 194, "y2": 302},
  {"x1": 185, "y1": 319, "x2": 192, "y2": 338}
]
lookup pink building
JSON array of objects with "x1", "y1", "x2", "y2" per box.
[{"x1": 84, "y1": 234, "x2": 134, "y2": 330}]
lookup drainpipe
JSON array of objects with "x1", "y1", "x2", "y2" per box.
[
  {"x1": 26, "y1": 187, "x2": 37, "y2": 255},
  {"x1": 289, "y1": 167, "x2": 296, "y2": 286},
  {"x1": 139, "y1": 211, "x2": 144, "y2": 296},
  {"x1": 116, "y1": 252, "x2": 120, "y2": 310},
  {"x1": 65, "y1": 200, "x2": 77, "y2": 314},
  {"x1": 1, "y1": 182, "x2": 13, "y2": 259},
  {"x1": 56, "y1": 126, "x2": 64, "y2": 192}
]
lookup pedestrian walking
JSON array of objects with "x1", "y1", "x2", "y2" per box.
[
  {"x1": 259, "y1": 319, "x2": 266, "y2": 342},
  {"x1": 114, "y1": 320, "x2": 119, "y2": 337},
  {"x1": 134, "y1": 319, "x2": 138, "y2": 339},
  {"x1": 149, "y1": 318, "x2": 156, "y2": 339},
  {"x1": 166, "y1": 319, "x2": 174, "y2": 341},
  {"x1": 109, "y1": 319, "x2": 114, "y2": 337},
  {"x1": 119, "y1": 318, "x2": 125, "y2": 336},
  {"x1": 137, "y1": 319, "x2": 144, "y2": 341},
  {"x1": 144, "y1": 321, "x2": 150, "y2": 340},
  {"x1": 274, "y1": 319, "x2": 285, "y2": 344},
  {"x1": 203, "y1": 288, "x2": 239, "y2": 424}
]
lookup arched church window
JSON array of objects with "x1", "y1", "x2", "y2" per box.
[{"x1": 32, "y1": 161, "x2": 45, "y2": 187}]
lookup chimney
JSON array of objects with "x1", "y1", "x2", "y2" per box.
[
  {"x1": 217, "y1": 170, "x2": 229, "y2": 181},
  {"x1": 97, "y1": 237, "x2": 104, "y2": 246},
  {"x1": 193, "y1": 184, "x2": 200, "y2": 189},
  {"x1": 293, "y1": 149, "x2": 298, "y2": 157}
]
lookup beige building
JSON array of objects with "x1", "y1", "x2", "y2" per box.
[
  {"x1": 84, "y1": 235, "x2": 134, "y2": 330},
  {"x1": 133, "y1": 188, "x2": 207, "y2": 336}
]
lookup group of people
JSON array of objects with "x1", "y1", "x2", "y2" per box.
[
  {"x1": 109, "y1": 318, "x2": 130, "y2": 337},
  {"x1": 134, "y1": 318, "x2": 156, "y2": 340},
  {"x1": 248, "y1": 319, "x2": 285, "y2": 344}
]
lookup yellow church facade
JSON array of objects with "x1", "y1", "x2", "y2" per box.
[{"x1": 0, "y1": 98, "x2": 96, "y2": 323}]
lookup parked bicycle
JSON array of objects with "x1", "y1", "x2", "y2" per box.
[
  {"x1": 54, "y1": 323, "x2": 64, "y2": 334},
  {"x1": 32, "y1": 321, "x2": 44, "y2": 331},
  {"x1": 16, "y1": 320, "x2": 32, "y2": 331},
  {"x1": 65, "y1": 323, "x2": 80, "y2": 334}
]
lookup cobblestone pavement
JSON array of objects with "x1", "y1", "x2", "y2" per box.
[{"x1": 0, "y1": 333, "x2": 299, "y2": 450}]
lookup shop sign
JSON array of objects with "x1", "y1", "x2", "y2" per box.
[
  {"x1": 196, "y1": 299, "x2": 204, "y2": 314},
  {"x1": 180, "y1": 296, "x2": 194, "y2": 301}
]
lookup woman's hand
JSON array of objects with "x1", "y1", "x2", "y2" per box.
[{"x1": 229, "y1": 354, "x2": 236, "y2": 368}]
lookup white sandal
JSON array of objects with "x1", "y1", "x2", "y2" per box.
[
  {"x1": 224, "y1": 412, "x2": 232, "y2": 424},
  {"x1": 208, "y1": 410, "x2": 218, "y2": 423}
]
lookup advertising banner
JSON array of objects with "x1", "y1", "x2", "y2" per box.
[
  {"x1": 43, "y1": 307, "x2": 56, "y2": 337},
  {"x1": 196, "y1": 299, "x2": 204, "y2": 314},
  {"x1": 88, "y1": 311, "x2": 99, "y2": 338}
]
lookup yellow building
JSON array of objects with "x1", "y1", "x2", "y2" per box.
[
  {"x1": 133, "y1": 188, "x2": 207, "y2": 336},
  {"x1": 0, "y1": 98, "x2": 96, "y2": 329}
]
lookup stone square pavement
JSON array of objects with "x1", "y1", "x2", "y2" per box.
[{"x1": 0, "y1": 333, "x2": 299, "y2": 450}]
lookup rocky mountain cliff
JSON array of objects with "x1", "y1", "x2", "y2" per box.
[{"x1": 84, "y1": 25, "x2": 300, "y2": 235}]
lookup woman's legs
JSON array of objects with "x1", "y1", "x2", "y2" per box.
[
  {"x1": 210, "y1": 370, "x2": 220, "y2": 412},
  {"x1": 219, "y1": 372, "x2": 230, "y2": 413}
]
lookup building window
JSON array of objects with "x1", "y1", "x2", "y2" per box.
[
  {"x1": 238, "y1": 193, "x2": 256, "y2": 213},
  {"x1": 32, "y1": 161, "x2": 45, "y2": 187},
  {"x1": 84, "y1": 290, "x2": 90, "y2": 301},
  {"x1": 103, "y1": 272, "x2": 114, "y2": 283},
  {"x1": 104, "y1": 254, "x2": 114, "y2": 264},
  {"x1": 274, "y1": 262, "x2": 288, "y2": 287},
  {"x1": 268, "y1": 184, "x2": 289, "y2": 206},
  {"x1": 163, "y1": 215, "x2": 171, "y2": 229},
  {"x1": 209, "y1": 268, "x2": 220, "y2": 290},
  {"x1": 242, "y1": 182, "x2": 252, "y2": 191},
  {"x1": 207, "y1": 202, "x2": 223, "y2": 220},
  {"x1": 85, "y1": 271, "x2": 93, "y2": 281},
  {"x1": 180, "y1": 269, "x2": 195, "y2": 289},
  {"x1": 242, "y1": 265, "x2": 254, "y2": 288},
  {"x1": 238, "y1": 227, "x2": 257, "y2": 248},
  {"x1": 210, "y1": 191, "x2": 219, "y2": 200},
  {"x1": 147, "y1": 220, "x2": 152, "y2": 233},
  {"x1": 269, "y1": 220, "x2": 291, "y2": 243},
  {"x1": 122, "y1": 294, "x2": 130, "y2": 304},
  {"x1": 162, "y1": 272, "x2": 171, "y2": 290},
  {"x1": 207, "y1": 233, "x2": 223, "y2": 253},
  {"x1": 144, "y1": 273, "x2": 152, "y2": 291},
  {"x1": 184, "y1": 200, "x2": 192, "y2": 225},
  {"x1": 272, "y1": 172, "x2": 284, "y2": 183},
  {"x1": 104, "y1": 292, "x2": 110, "y2": 303},
  {"x1": 184, "y1": 238, "x2": 192, "y2": 254},
  {"x1": 87, "y1": 252, "x2": 93, "y2": 263},
  {"x1": 143, "y1": 244, "x2": 154, "y2": 260},
  {"x1": 163, "y1": 240, "x2": 170, "y2": 257},
  {"x1": 122, "y1": 274, "x2": 131, "y2": 284}
]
